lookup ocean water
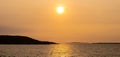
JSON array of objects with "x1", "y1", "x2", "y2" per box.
[{"x1": 0, "y1": 44, "x2": 120, "y2": 57}]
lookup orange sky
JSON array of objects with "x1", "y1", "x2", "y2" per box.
[{"x1": 0, "y1": 0, "x2": 120, "y2": 42}]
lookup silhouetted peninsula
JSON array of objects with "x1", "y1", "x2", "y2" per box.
[{"x1": 0, "y1": 35, "x2": 57, "y2": 44}]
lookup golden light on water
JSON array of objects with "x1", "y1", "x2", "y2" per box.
[
  {"x1": 57, "y1": 6, "x2": 64, "y2": 14},
  {"x1": 50, "y1": 44, "x2": 72, "y2": 57}
]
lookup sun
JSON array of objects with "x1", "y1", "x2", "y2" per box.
[{"x1": 57, "y1": 6, "x2": 64, "y2": 14}]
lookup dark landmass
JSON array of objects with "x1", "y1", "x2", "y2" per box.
[{"x1": 0, "y1": 35, "x2": 57, "y2": 44}]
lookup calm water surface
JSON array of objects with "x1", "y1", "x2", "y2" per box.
[{"x1": 0, "y1": 44, "x2": 120, "y2": 57}]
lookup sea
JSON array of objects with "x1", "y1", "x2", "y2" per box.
[{"x1": 0, "y1": 43, "x2": 120, "y2": 57}]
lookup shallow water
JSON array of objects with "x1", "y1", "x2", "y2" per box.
[{"x1": 0, "y1": 44, "x2": 120, "y2": 57}]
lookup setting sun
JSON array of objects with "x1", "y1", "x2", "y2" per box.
[{"x1": 57, "y1": 6, "x2": 64, "y2": 14}]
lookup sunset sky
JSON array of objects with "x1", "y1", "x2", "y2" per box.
[{"x1": 0, "y1": 0, "x2": 120, "y2": 43}]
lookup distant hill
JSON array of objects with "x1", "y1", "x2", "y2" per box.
[
  {"x1": 92, "y1": 43, "x2": 120, "y2": 44},
  {"x1": 0, "y1": 35, "x2": 57, "y2": 44},
  {"x1": 67, "y1": 42, "x2": 90, "y2": 44},
  {"x1": 67, "y1": 42, "x2": 120, "y2": 44}
]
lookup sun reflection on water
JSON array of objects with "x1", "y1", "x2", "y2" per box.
[{"x1": 49, "y1": 44, "x2": 72, "y2": 57}]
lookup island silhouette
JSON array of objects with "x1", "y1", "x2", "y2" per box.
[{"x1": 0, "y1": 35, "x2": 57, "y2": 44}]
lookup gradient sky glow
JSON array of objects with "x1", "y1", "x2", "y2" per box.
[{"x1": 0, "y1": 0, "x2": 120, "y2": 42}]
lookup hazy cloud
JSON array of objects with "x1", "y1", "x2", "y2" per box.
[{"x1": 0, "y1": 25, "x2": 29, "y2": 34}]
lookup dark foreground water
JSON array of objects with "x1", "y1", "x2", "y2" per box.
[{"x1": 0, "y1": 44, "x2": 120, "y2": 57}]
